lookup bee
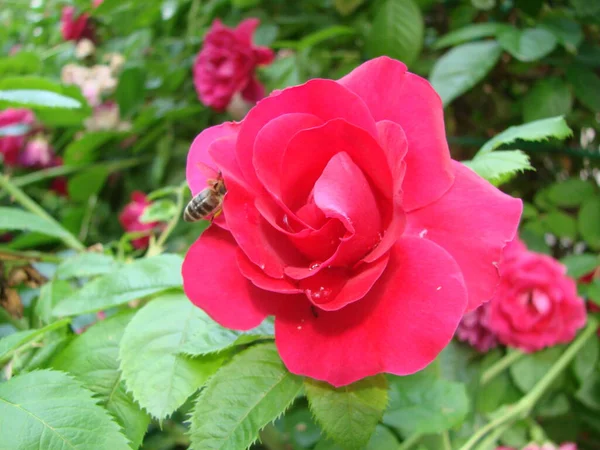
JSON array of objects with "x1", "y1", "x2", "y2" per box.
[{"x1": 183, "y1": 178, "x2": 226, "y2": 222}]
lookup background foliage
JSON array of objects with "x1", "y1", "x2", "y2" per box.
[{"x1": 1, "y1": 0, "x2": 600, "y2": 449}]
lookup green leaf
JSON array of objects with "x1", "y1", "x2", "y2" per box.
[
  {"x1": 305, "y1": 375, "x2": 388, "y2": 450},
  {"x1": 523, "y1": 78, "x2": 573, "y2": 123},
  {"x1": 180, "y1": 315, "x2": 274, "y2": 356},
  {"x1": 579, "y1": 198, "x2": 600, "y2": 250},
  {"x1": 0, "y1": 52, "x2": 42, "y2": 76},
  {"x1": 52, "y1": 311, "x2": 150, "y2": 449},
  {"x1": 334, "y1": 0, "x2": 365, "y2": 16},
  {"x1": 119, "y1": 293, "x2": 225, "y2": 419},
  {"x1": 463, "y1": 150, "x2": 533, "y2": 185},
  {"x1": 541, "y1": 210, "x2": 578, "y2": 239},
  {"x1": 55, "y1": 252, "x2": 120, "y2": 280},
  {"x1": 0, "y1": 89, "x2": 81, "y2": 109},
  {"x1": 297, "y1": 26, "x2": 356, "y2": 50},
  {"x1": 0, "y1": 207, "x2": 75, "y2": 241},
  {"x1": 52, "y1": 254, "x2": 183, "y2": 317},
  {"x1": 540, "y1": 14, "x2": 583, "y2": 50},
  {"x1": 561, "y1": 254, "x2": 600, "y2": 278},
  {"x1": 116, "y1": 67, "x2": 146, "y2": 117},
  {"x1": 0, "y1": 320, "x2": 71, "y2": 364},
  {"x1": 547, "y1": 178, "x2": 596, "y2": 208},
  {"x1": 64, "y1": 131, "x2": 122, "y2": 166},
  {"x1": 430, "y1": 41, "x2": 502, "y2": 106},
  {"x1": 0, "y1": 369, "x2": 129, "y2": 450},
  {"x1": 35, "y1": 280, "x2": 74, "y2": 325},
  {"x1": 566, "y1": 65, "x2": 600, "y2": 113},
  {"x1": 383, "y1": 369, "x2": 469, "y2": 437},
  {"x1": 569, "y1": 0, "x2": 600, "y2": 17},
  {"x1": 68, "y1": 167, "x2": 109, "y2": 203},
  {"x1": 188, "y1": 343, "x2": 303, "y2": 450},
  {"x1": 573, "y1": 336, "x2": 599, "y2": 383},
  {"x1": 432, "y1": 23, "x2": 508, "y2": 49},
  {"x1": 0, "y1": 76, "x2": 90, "y2": 126},
  {"x1": 365, "y1": 0, "x2": 424, "y2": 66},
  {"x1": 497, "y1": 27, "x2": 557, "y2": 62},
  {"x1": 479, "y1": 116, "x2": 572, "y2": 155},
  {"x1": 510, "y1": 347, "x2": 564, "y2": 392},
  {"x1": 140, "y1": 199, "x2": 177, "y2": 223},
  {"x1": 313, "y1": 425, "x2": 399, "y2": 450}
]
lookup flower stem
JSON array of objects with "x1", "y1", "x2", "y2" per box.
[
  {"x1": 146, "y1": 183, "x2": 186, "y2": 257},
  {"x1": 0, "y1": 175, "x2": 86, "y2": 251},
  {"x1": 398, "y1": 433, "x2": 421, "y2": 450},
  {"x1": 480, "y1": 349, "x2": 524, "y2": 385},
  {"x1": 442, "y1": 431, "x2": 452, "y2": 450},
  {"x1": 459, "y1": 317, "x2": 598, "y2": 450}
]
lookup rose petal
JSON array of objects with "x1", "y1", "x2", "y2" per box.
[
  {"x1": 182, "y1": 226, "x2": 281, "y2": 330},
  {"x1": 236, "y1": 249, "x2": 303, "y2": 294},
  {"x1": 406, "y1": 162, "x2": 522, "y2": 312},
  {"x1": 339, "y1": 57, "x2": 454, "y2": 211},
  {"x1": 275, "y1": 236, "x2": 468, "y2": 386},
  {"x1": 236, "y1": 79, "x2": 378, "y2": 189},
  {"x1": 187, "y1": 122, "x2": 240, "y2": 195}
]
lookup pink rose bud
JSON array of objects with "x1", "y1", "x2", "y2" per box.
[
  {"x1": 61, "y1": 7, "x2": 95, "y2": 42},
  {"x1": 0, "y1": 108, "x2": 35, "y2": 167},
  {"x1": 456, "y1": 301, "x2": 498, "y2": 352},
  {"x1": 193, "y1": 18, "x2": 274, "y2": 111},
  {"x1": 119, "y1": 192, "x2": 161, "y2": 250},
  {"x1": 182, "y1": 57, "x2": 523, "y2": 386},
  {"x1": 488, "y1": 239, "x2": 587, "y2": 352},
  {"x1": 19, "y1": 135, "x2": 55, "y2": 169}
]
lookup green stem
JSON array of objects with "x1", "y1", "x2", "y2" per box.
[
  {"x1": 459, "y1": 317, "x2": 598, "y2": 450},
  {"x1": 9, "y1": 155, "x2": 152, "y2": 190},
  {"x1": 480, "y1": 350, "x2": 525, "y2": 385},
  {"x1": 0, "y1": 248, "x2": 62, "y2": 263},
  {"x1": 0, "y1": 175, "x2": 85, "y2": 251},
  {"x1": 442, "y1": 431, "x2": 452, "y2": 450},
  {"x1": 131, "y1": 123, "x2": 168, "y2": 154},
  {"x1": 146, "y1": 183, "x2": 186, "y2": 257},
  {"x1": 398, "y1": 433, "x2": 421, "y2": 450}
]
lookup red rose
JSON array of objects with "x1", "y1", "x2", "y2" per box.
[
  {"x1": 193, "y1": 18, "x2": 274, "y2": 111},
  {"x1": 0, "y1": 108, "x2": 35, "y2": 167},
  {"x1": 118, "y1": 192, "x2": 161, "y2": 250},
  {"x1": 455, "y1": 302, "x2": 498, "y2": 352},
  {"x1": 182, "y1": 57, "x2": 522, "y2": 386},
  {"x1": 60, "y1": 7, "x2": 95, "y2": 42},
  {"x1": 488, "y1": 239, "x2": 587, "y2": 352}
]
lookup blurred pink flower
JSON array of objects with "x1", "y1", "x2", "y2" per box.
[
  {"x1": 0, "y1": 108, "x2": 35, "y2": 167},
  {"x1": 488, "y1": 239, "x2": 587, "y2": 352},
  {"x1": 193, "y1": 18, "x2": 274, "y2": 111},
  {"x1": 61, "y1": 7, "x2": 95, "y2": 42},
  {"x1": 19, "y1": 135, "x2": 55, "y2": 168},
  {"x1": 456, "y1": 302, "x2": 498, "y2": 352},
  {"x1": 497, "y1": 443, "x2": 576, "y2": 450},
  {"x1": 49, "y1": 157, "x2": 69, "y2": 197},
  {"x1": 119, "y1": 191, "x2": 162, "y2": 250},
  {"x1": 93, "y1": 0, "x2": 104, "y2": 6}
]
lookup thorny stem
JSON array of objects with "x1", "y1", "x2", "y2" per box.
[
  {"x1": 480, "y1": 349, "x2": 525, "y2": 385},
  {"x1": 0, "y1": 175, "x2": 86, "y2": 251},
  {"x1": 459, "y1": 317, "x2": 598, "y2": 450}
]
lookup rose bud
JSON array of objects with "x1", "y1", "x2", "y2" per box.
[{"x1": 193, "y1": 18, "x2": 274, "y2": 111}]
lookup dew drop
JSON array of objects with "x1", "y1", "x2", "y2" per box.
[
  {"x1": 259, "y1": 263, "x2": 266, "y2": 270},
  {"x1": 297, "y1": 326, "x2": 302, "y2": 330},
  {"x1": 492, "y1": 261, "x2": 499, "y2": 269},
  {"x1": 310, "y1": 286, "x2": 332, "y2": 301},
  {"x1": 309, "y1": 262, "x2": 321, "y2": 271},
  {"x1": 436, "y1": 286, "x2": 442, "y2": 291},
  {"x1": 282, "y1": 214, "x2": 293, "y2": 231},
  {"x1": 419, "y1": 229, "x2": 428, "y2": 238}
]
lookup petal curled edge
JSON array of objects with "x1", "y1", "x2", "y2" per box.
[
  {"x1": 406, "y1": 162, "x2": 523, "y2": 312},
  {"x1": 275, "y1": 236, "x2": 468, "y2": 387},
  {"x1": 186, "y1": 122, "x2": 240, "y2": 195},
  {"x1": 339, "y1": 57, "x2": 454, "y2": 211},
  {"x1": 182, "y1": 226, "x2": 282, "y2": 330},
  {"x1": 236, "y1": 79, "x2": 378, "y2": 189}
]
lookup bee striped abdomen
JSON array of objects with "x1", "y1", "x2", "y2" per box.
[{"x1": 183, "y1": 188, "x2": 222, "y2": 222}]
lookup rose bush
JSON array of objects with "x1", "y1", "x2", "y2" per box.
[
  {"x1": 193, "y1": 18, "x2": 274, "y2": 111},
  {"x1": 488, "y1": 239, "x2": 587, "y2": 352},
  {"x1": 183, "y1": 56, "x2": 522, "y2": 386}
]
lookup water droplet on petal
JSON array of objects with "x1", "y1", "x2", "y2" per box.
[
  {"x1": 419, "y1": 229, "x2": 428, "y2": 238},
  {"x1": 282, "y1": 214, "x2": 293, "y2": 231},
  {"x1": 259, "y1": 263, "x2": 266, "y2": 270},
  {"x1": 297, "y1": 326, "x2": 302, "y2": 330},
  {"x1": 309, "y1": 262, "x2": 321, "y2": 271},
  {"x1": 436, "y1": 286, "x2": 442, "y2": 291}
]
